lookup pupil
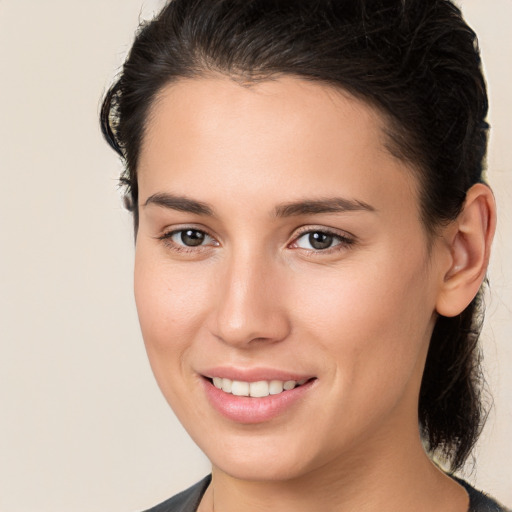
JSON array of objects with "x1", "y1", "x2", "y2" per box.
[
  {"x1": 309, "y1": 232, "x2": 333, "y2": 250},
  {"x1": 181, "y1": 230, "x2": 205, "y2": 246}
]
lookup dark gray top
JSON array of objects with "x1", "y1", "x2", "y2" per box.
[
  {"x1": 455, "y1": 478, "x2": 511, "y2": 512},
  {"x1": 143, "y1": 474, "x2": 510, "y2": 512},
  {"x1": 143, "y1": 476, "x2": 211, "y2": 512}
]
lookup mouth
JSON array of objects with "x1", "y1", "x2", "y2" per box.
[
  {"x1": 201, "y1": 372, "x2": 317, "y2": 423},
  {"x1": 206, "y1": 376, "x2": 313, "y2": 398}
]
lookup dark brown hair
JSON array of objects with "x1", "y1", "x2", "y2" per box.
[{"x1": 101, "y1": 0, "x2": 490, "y2": 471}]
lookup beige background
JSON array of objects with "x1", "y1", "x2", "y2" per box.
[{"x1": 0, "y1": 1, "x2": 510, "y2": 510}]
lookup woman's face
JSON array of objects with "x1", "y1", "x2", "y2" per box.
[{"x1": 135, "y1": 76, "x2": 450, "y2": 481}]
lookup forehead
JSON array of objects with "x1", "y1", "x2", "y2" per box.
[
  {"x1": 138, "y1": 75, "x2": 419, "y2": 217},
  {"x1": 142, "y1": 75, "x2": 387, "y2": 163}
]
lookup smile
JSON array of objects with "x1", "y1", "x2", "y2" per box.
[
  {"x1": 203, "y1": 375, "x2": 317, "y2": 423},
  {"x1": 211, "y1": 377, "x2": 309, "y2": 397}
]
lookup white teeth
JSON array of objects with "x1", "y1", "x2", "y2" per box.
[
  {"x1": 231, "y1": 380, "x2": 250, "y2": 396},
  {"x1": 283, "y1": 380, "x2": 296, "y2": 391},
  {"x1": 221, "y1": 378, "x2": 232, "y2": 393},
  {"x1": 269, "y1": 380, "x2": 284, "y2": 395},
  {"x1": 249, "y1": 381, "x2": 269, "y2": 398},
  {"x1": 211, "y1": 377, "x2": 308, "y2": 397}
]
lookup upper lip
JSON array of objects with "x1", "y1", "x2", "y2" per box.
[{"x1": 201, "y1": 366, "x2": 315, "y2": 382}]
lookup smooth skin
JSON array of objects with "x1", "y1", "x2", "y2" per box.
[{"x1": 134, "y1": 76, "x2": 495, "y2": 512}]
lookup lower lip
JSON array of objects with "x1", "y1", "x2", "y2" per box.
[{"x1": 202, "y1": 378, "x2": 316, "y2": 424}]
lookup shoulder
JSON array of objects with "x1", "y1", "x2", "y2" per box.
[
  {"x1": 454, "y1": 478, "x2": 511, "y2": 512},
  {"x1": 142, "y1": 475, "x2": 212, "y2": 512}
]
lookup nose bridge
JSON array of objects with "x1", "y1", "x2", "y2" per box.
[{"x1": 212, "y1": 244, "x2": 289, "y2": 347}]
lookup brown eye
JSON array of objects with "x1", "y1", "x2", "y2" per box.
[
  {"x1": 166, "y1": 229, "x2": 214, "y2": 248},
  {"x1": 178, "y1": 229, "x2": 206, "y2": 246},
  {"x1": 293, "y1": 230, "x2": 353, "y2": 252},
  {"x1": 296, "y1": 231, "x2": 336, "y2": 250},
  {"x1": 159, "y1": 227, "x2": 219, "y2": 253},
  {"x1": 308, "y1": 232, "x2": 334, "y2": 250}
]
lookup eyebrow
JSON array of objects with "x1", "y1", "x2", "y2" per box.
[
  {"x1": 143, "y1": 192, "x2": 376, "y2": 217},
  {"x1": 143, "y1": 193, "x2": 214, "y2": 216},
  {"x1": 273, "y1": 197, "x2": 376, "y2": 217}
]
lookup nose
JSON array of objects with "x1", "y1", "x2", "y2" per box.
[{"x1": 210, "y1": 251, "x2": 291, "y2": 348}]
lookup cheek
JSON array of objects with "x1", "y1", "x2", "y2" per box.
[
  {"x1": 133, "y1": 244, "x2": 213, "y2": 363},
  {"x1": 289, "y1": 250, "x2": 435, "y2": 400},
  {"x1": 133, "y1": 246, "x2": 220, "y2": 427}
]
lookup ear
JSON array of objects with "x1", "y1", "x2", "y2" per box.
[{"x1": 435, "y1": 183, "x2": 496, "y2": 317}]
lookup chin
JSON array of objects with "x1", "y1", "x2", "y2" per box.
[
  {"x1": 196, "y1": 430, "x2": 326, "y2": 482},
  {"x1": 214, "y1": 453, "x2": 312, "y2": 482}
]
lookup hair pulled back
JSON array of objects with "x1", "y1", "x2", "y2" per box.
[{"x1": 101, "y1": 0, "x2": 490, "y2": 471}]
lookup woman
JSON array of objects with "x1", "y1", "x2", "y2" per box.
[{"x1": 100, "y1": 0, "x2": 509, "y2": 510}]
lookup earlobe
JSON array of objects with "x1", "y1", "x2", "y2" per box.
[{"x1": 436, "y1": 183, "x2": 496, "y2": 317}]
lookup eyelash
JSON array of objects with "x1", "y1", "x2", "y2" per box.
[
  {"x1": 289, "y1": 227, "x2": 355, "y2": 254},
  {"x1": 157, "y1": 226, "x2": 355, "y2": 255},
  {"x1": 158, "y1": 227, "x2": 218, "y2": 254}
]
